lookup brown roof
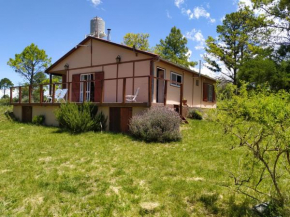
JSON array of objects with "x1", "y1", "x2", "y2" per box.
[{"x1": 46, "y1": 36, "x2": 216, "y2": 81}]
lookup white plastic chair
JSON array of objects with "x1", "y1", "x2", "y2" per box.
[
  {"x1": 55, "y1": 89, "x2": 68, "y2": 103},
  {"x1": 45, "y1": 89, "x2": 62, "y2": 103},
  {"x1": 126, "y1": 88, "x2": 140, "y2": 102}
]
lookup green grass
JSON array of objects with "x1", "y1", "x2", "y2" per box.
[{"x1": 0, "y1": 105, "x2": 254, "y2": 216}]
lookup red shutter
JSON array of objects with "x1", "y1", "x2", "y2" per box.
[
  {"x1": 94, "y1": 72, "x2": 104, "y2": 102},
  {"x1": 72, "y1": 74, "x2": 80, "y2": 102},
  {"x1": 62, "y1": 75, "x2": 67, "y2": 89},
  {"x1": 203, "y1": 83, "x2": 208, "y2": 102}
]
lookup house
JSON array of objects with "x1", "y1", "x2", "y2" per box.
[{"x1": 10, "y1": 36, "x2": 216, "y2": 132}]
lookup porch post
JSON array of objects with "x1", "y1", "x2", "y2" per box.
[
  {"x1": 49, "y1": 74, "x2": 52, "y2": 95},
  {"x1": 122, "y1": 78, "x2": 126, "y2": 104},
  {"x1": 10, "y1": 87, "x2": 12, "y2": 104},
  {"x1": 28, "y1": 86, "x2": 32, "y2": 104},
  {"x1": 148, "y1": 76, "x2": 152, "y2": 107},
  {"x1": 180, "y1": 83, "x2": 183, "y2": 116},
  {"x1": 164, "y1": 80, "x2": 168, "y2": 106}
]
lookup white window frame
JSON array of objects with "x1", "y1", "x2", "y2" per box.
[{"x1": 170, "y1": 72, "x2": 182, "y2": 87}]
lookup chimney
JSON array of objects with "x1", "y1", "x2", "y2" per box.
[{"x1": 107, "y1": 29, "x2": 111, "y2": 41}]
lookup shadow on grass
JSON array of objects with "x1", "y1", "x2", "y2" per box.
[{"x1": 195, "y1": 193, "x2": 254, "y2": 216}]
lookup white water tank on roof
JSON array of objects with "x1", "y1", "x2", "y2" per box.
[{"x1": 90, "y1": 16, "x2": 106, "y2": 38}]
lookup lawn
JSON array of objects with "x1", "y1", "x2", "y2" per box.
[{"x1": 0, "y1": 105, "x2": 252, "y2": 216}]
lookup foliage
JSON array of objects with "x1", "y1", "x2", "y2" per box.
[
  {"x1": 0, "y1": 78, "x2": 14, "y2": 97},
  {"x1": 155, "y1": 26, "x2": 197, "y2": 68},
  {"x1": 55, "y1": 103, "x2": 107, "y2": 133},
  {"x1": 129, "y1": 106, "x2": 181, "y2": 142},
  {"x1": 7, "y1": 43, "x2": 51, "y2": 86},
  {"x1": 187, "y1": 109, "x2": 203, "y2": 120},
  {"x1": 33, "y1": 72, "x2": 47, "y2": 84},
  {"x1": 204, "y1": 8, "x2": 268, "y2": 84},
  {"x1": 0, "y1": 98, "x2": 10, "y2": 106},
  {"x1": 122, "y1": 33, "x2": 150, "y2": 51},
  {"x1": 32, "y1": 115, "x2": 45, "y2": 125},
  {"x1": 239, "y1": 57, "x2": 290, "y2": 90},
  {"x1": 211, "y1": 83, "x2": 290, "y2": 210}
]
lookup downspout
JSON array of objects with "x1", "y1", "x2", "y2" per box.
[{"x1": 151, "y1": 56, "x2": 160, "y2": 105}]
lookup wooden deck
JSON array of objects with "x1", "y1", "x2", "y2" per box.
[
  {"x1": 10, "y1": 75, "x2": 184, "y2": 115},
  {"x1": 11, "y1": 102, "x2": 149, "y2": 107}
]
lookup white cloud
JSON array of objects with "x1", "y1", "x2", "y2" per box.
[
  {"x1": 166, "y1": 10, "x2": 172, "y2": 19},
  {"x1": 193, "y1": 7, "x2": 210, "y2": 19},
  {"x1": 175, "y1": 0, "x2": 185, "y2": 8},
  {"x1": 220, "y1": 16, "x2": 225, "y2": 22},
  {"x1": 91, "y1": 0, "x2": 102, "y2": 6},
  {"x1": 185, "y1": 29, "x2": 206, "y2": 50},
  {"x1": 182, "y1": 6, "x2": 216, "y2": 23}
]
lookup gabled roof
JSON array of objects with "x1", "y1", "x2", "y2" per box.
[
  {"x1": 45, "y1": 36, "x2": 158, "y2": 73},
  {"x1": 46, "y1": 36, "x2": 216, "y2": 81}
]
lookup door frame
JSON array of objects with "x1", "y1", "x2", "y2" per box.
[{"x1": 156, "y1": 67, "x2": 166, "y2": 103}]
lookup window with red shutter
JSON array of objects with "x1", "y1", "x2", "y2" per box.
[
  {"x1": 203, "y1": 83, "x2": 208, "y2": 102},
  {"x1": 72, "y1": 74, "x2": 80, "y2": 102}
]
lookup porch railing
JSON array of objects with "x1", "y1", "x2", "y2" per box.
[{"x1": 9, "y1": 75, "x2": 184, "y2": 114}]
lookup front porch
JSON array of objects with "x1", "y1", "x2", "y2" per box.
[{"x1": 9, "y1": 75, "x2": 185, "y2": 115}]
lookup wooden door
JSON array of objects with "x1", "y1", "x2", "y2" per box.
[
  {"x1": 94, "y1": 72, "x2": 104, "y2": 102},
  {"x1": 109, "y1": 107, "x2": 132, "y2": 133},
  {"x1": 109, "y1": 107, "x2": 120, "y2": 132},
  {"x1": 120, "y1": 107, "x2": 132, "y2": 133},
  {"x1": 22, "y1": 106, "x2": 32, "y2": 123}
]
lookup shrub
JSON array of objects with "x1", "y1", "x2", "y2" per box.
[
  {"x1": 129, "y1": 106, "x2": 181, "y2": 142},
  {"x1": 0, "y1": 98, "x2": 10, "y2": 106},
  {"x1": 187, "y1": 109, "x2": 203, "y2": 120},
  {"x1": 55, "y1": 102, "x2": 107, "y2": 133},
  {"x1": 32, "y1": 115, "x2": 45, "y2": 125}
]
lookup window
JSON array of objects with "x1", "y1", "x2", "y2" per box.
[
  {"x1": 203, "y1": 83, "x2": 215, "y2": 102},
  {"x1": 196, "y1": 79, "x2": 199, "y2": 86},
  {"x1": 170, "y1": 72, "x2": 182, "y2": 87}
]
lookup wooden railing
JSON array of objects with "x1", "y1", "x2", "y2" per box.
[{"x1": 9, "y1": 75, "x2": 184, "y2": 114}]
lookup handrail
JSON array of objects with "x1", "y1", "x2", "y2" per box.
[{"x1": 9, "y1": 75, "x2": 184, "y2": 115}]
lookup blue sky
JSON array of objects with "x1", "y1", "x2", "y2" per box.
[{"x1": 0, "y1": 0, "x2": 244, "y2": 85}]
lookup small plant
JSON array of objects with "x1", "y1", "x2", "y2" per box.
[
  {"x1": 187, "y1": 109, "x2": 203, "y2": 120},
  {"x1": 129, "y1": 106, "x2": 181, "y2": 142},
  {"x1": 32, "y1": 115, "x2": 45, "y2": 125},
  {"x1": 93, "y1": 111, "x2": 108, "y2": 132},
  {"x1": 55, "y1": 102, "x2": 108, "y2": 133}
]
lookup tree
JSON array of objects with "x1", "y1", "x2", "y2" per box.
[
  {"x1": 251, "y1": 0, "x2": 290, "y2": 60},
  {"x1": 212, "y1": 83, "x2": 290, "y2": 213},
  {"x1": 122, "y1": 33, "x2": 150, "y2": 51},
  {"x1": 239, "y1": 57, "x2": 290, "y2": 90},
  {"x1": 155, "y1": 26, "x2": 197, "y2": 68},
  {"x1": 7, "y1": 43, "x2": 51, "y2": 86},
  {"x1": 0, "y1": 78, "x2": 14, "y2": 97},
  {"x1": 33, "y1": 72, "x2": 47, "y2": 84},
  {"x1": 204, "y1": 8, "x2": 267, "y2": 85}
]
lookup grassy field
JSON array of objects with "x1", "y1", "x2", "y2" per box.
[{"x1": 0, "y1": 105, "x2": 254, "y2": 216}]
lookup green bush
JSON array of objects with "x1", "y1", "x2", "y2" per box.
[
  {"x1": 187, "y1": 109, "x2": 203, "y2": 120},
  {"x1": 0, "y1": 98, "x2": 10, "y2": 106},
  {"x1": 55, "y1": 102, "x2": 107, "y2": 133},
  {"x1": 32, "y1": 115, "x2": 45, "y2": 125},
  {"x1": 129, "y1": 106, "x2": 181, "y2": 142}
]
